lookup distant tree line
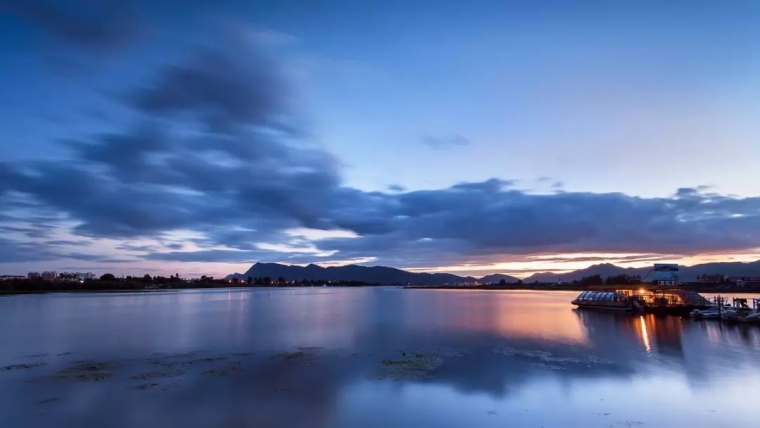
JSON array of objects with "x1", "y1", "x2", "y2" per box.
[
  {"x1": 235, "y1": 276, "x2": 373, "y2": 287},
  {"x1": 491, "y1": 274, "x2": 642, "y2": 288},
  {"x1": 0, "y1": 273, "x2": 376, "y2": 294}
]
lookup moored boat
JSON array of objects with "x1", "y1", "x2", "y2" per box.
[
  {"x1": 690, "y1": 307, "x2": 722, "y2": 319},
  {"x1": 721, "y1": 298, "x2": 752, "y2": 322},
  {"x1": 732, "y1": 298, "x2": 760, "y2": 324},
  {"x1": 572, "y1": 290, "x2": 643, "y2": 312}
]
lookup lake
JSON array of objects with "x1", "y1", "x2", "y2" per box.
[{"x1": 1, "y1": 287, "x2": 758, "y2": 427}]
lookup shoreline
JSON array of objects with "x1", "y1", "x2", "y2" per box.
[
  {"x1": 403, "y1": 285, "x2": 760, "y2": 294},
  {"x1": 0, "y1": 285, "x2": 379, "y2": 297},
  {"x1": 0, "y1": 288, "x2": 180, "y2": 296},
  {"x1": 3, "y1": 283, "x2": 760, "y2": 297}
]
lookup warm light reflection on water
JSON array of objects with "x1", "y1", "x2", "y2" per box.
[
  {"x1": 1, "y1": 287, "x2": 759, "y2": 427},
  {"x1": 639, "y1": 316, "x2": 652, "y2": 354},
  {"x1": 403, "y1": 290, "x2": 589, "y2": 345}
]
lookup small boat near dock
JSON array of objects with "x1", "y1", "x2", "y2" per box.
[
  {"x1": 721, "y1": 298, "x2": 760, "y2": 324},
  {"x1": 689, "y1": 296, "x2": 760, "y2": 325},
  {"x1": 691, "y1": 296, "x2": 733, "y2": 319},
  {"x1": 690, "y1": 307, "x2": 722, "y2": 319}
]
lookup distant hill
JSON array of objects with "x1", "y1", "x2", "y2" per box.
[
  {"x1": 479, "y1": 273, "x2": 521, "y2": 283},
  {"x1": 228, "y1": 262, "x2": 478, "y2": 285},
  {"x1": 524, "y1": 261, "x2": 760, "y2": 283},
  {"x1": 524, "y1": 263, "x2": 650, "y2": 283},
  {"x1": 228, "y1": 260, "x2": 760, "y2": 285}
]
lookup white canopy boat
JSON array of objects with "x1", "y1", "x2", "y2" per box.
[{"x1": 690, "y1": 307, "x2": 722, "y2": 319}]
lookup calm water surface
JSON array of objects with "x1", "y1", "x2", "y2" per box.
[{"x1": 1, "y1": 288, "x2": 758, "y2": 427}]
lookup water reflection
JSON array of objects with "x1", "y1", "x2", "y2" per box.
[
  {"x1": 639, "y1": 316, "x2": 652, "y2": 354},
  {"x1": 403, "y1": 290, "x2": 589, "y2": 345},
  {"x1": 1, "y1": 288, "x2": 758, "y2": 427},
  {"x1": 575, "y1": 311, "x2": 687, "y2": 358}
]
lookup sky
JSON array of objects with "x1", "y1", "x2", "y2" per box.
[{"x1": 1, "y1": 0, "x2": 760, "y2": 278}]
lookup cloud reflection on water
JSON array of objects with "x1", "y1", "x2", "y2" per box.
[{"x1": 1, "y1": 288, "x2": 759, "y2": 427}]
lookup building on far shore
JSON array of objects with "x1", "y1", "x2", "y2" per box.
[
  {"x1": 696, "y1": 274, "x2": 727, "y2": 284},
  {"x1": 58, "y1": 272, "x2": 96, "y2": 281},
  {"x1": 41, "y1": 271, "x2": 57, "y2": 281},
  {"x1": 0, "y1": 275, "x2": 26, "y2": 281},
  {"x1": 729, "y1": 276, "x2": 760, "y2": 287},
  {"x1": 28, "y1": 272, "x2": 41, "y2": 280}
]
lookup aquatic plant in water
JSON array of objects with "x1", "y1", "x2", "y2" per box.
[{"x1": 376, "y1": 351, "x2": 443, "y2": 380}]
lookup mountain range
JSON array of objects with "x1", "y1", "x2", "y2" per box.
[
  {"x1": 229, "y1": 260, "x2": 760, "y2": 285},
  {"x1": 522, "y1": 261, "x2": 760, "y2": 282},
  {"x1": 227, "y1": 263, "x2": 500, "y2": 285}
]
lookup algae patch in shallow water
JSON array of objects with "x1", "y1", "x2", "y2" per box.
[
  {"x1": 202, "y1": 362, "x2": 242, "y2": 379},
  {"x1": 202, "y1": 369, "x2": 229, "y2": 378},
  {"x1": 132, "y1": 383, "x2": 159, "y2": 391},
  {"x1": 271, "y1": 351, "x2": 310, "y2": 361},
  {"x1": 376, "y1": 352, "x2": 444, "y2": 380},
  {"x1": 183, "y1": 357, "x2": 225, "y2": 365},
  {"x1": 153, "y1": 351, "x2": 198, "y2": 360},
  {"x1": 48, "y1": 360, "x2": 119, "y2": 382},
  {"x1": 2, "y1": 363, "x2": 46, "y2": 371},
  {"x1": 296, "y1": 346, "x2": 323, "y2": 351},
  {"x1": 130, "y1": 369, "x2": 185, "y2": 381}
]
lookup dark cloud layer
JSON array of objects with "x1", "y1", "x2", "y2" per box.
[
  {"x1": 2, "y1": 0, "x2": 140, "y2": 49},
  {"x1": 1, "y1": 15, "x2": 760, "y2": 269}
]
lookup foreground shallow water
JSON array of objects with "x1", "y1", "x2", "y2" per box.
[{"x1": 1, "y1": 287, "x2": 758, "y2": 427}]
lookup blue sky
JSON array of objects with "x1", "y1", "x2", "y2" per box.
[{"x1": 1, "y1": 0, "x2": 760, "y2": 278}]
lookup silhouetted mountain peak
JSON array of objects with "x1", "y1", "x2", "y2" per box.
[{"x1": 230, "y1": 262, "x2": 475, "y2": 285}]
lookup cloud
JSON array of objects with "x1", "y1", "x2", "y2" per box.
[
  {"x1": 0, "y1": 238, "x2": 56, "y2": 263},
  {"x1": 48, "y1": 240, "x2": 92, "y2": 247},
  {"x1": 2, "y1": 22, "x2": 760, "y2": 272},
  {"x1": 421, "y1": 134, "x2": 470, "y2": 149},
  {"x1": 58, "y1": 252, "x2": 126, "y2": 262},
  {"x1": 3, "y1": 0, "x2": 141, "y2": 49},
  {"x1": 308, "y1": 185, "x2": 760, "y2": 268},
  {"x1": 2, "y1": 29, "x2": 351, "y2": 242},
  {"x1": 130, "y1": 34, "x2": 292, "y2": 133},
  {"x1": 525, "y1": 254, "x2": 676, "y2": 264}
]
